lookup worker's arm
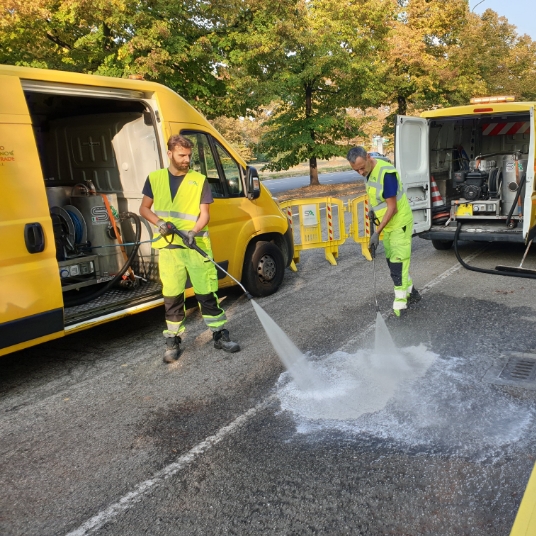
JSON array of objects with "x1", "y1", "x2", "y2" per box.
[
  {"x1": 139, "y1": 195, "x2": 160, "y2": 225},
  {"x1": 376, "y1": 196, "x2": 398, "y2": 234},
  {"x1": 193, "y1": 203, "x2": 210, "y2": 233}
]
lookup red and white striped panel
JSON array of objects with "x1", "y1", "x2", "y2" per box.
[{"x1": 482, "y1": 122, "x2": 530, "y2": 136}]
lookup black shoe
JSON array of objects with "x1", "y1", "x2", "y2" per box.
[
  {"x1": 213, "y1": 329, "x2": 240, "y2": 353},
  {"x1": 407, "y1": 287, "x2": 421, "y2": 306},
  {"x1": 392, "y1": 308, "x2": 407, "y2": 319},
  {"x1": 163, "y1": 336, "x2": 182, "y2": 363}
]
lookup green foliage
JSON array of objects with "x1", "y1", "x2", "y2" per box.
[
  {"x1": 0, "y1": 0, "x2": 232, "y2": 116},
  {"x1": 2, "y1": 0, "x2": 535, "y2": 165},
  {"x1": 223, "y1": 0, "x2": 392, "y2": 184}
]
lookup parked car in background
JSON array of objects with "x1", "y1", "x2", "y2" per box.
[{"x1": 368, "y1": 151, "x2": 391, "y2": 163}]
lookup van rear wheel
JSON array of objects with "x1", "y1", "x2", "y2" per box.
[
  {"x1": 432, "y1": 239, "x2": 454, "y2": 250},
  {"x1": 243, "y1": 241, "x2": 285, "y2": 297}
]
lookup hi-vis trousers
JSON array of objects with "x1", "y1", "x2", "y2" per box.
[
  {"x1": 382, "y1": 224, "x2": 413, "y2": 314},
  {"x1": 158, "y1": 246, "x2": 227, "y2": 338}
]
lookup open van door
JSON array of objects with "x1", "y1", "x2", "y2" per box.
[
  {"x1": 395, "y1": 115, "x2": 431, "y2": 234},
  {"x1": 522, "y1": 106, "x2": 535, "y2": 241},
  {"x1": 0, "y1": 75, "x2": 64, "y2": 356}
]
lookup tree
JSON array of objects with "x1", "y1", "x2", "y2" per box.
[
  {"x1": 452, "y1": 9, "x2": 536, "y2": 101},
  {"x1": 210, "y1": 106, "x2": 272, "y2": 163},
  {"x1": 222, "y1": 0, "x2": 392, "y2": 185},
  {"x1": 374, "y1": 0, "x2": 477, "y2": 135},
  {"x1": 0, "y1": 0, "x2": 239, "y2": 116}
]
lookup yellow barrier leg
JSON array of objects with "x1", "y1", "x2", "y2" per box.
[
  {"x1": 289, "y1": 260, "x2": 298, "y2": 272},
  {"x1": 325, "y1": 249, "x2": 338, "y2": 266},
  {"x1": 361, "y1": 243, "x2": 372, "y2": 261}
]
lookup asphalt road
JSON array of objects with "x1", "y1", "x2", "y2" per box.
[{"x1": 2, "y1": 176, "x2": 536, "y2": 535}]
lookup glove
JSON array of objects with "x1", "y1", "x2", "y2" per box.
[
  {"x1": 157, "y1": 219, "x2": 171, "y2": 236},
  {"x1": 368, "y1": 231, "x2": 379, "y2": 251},
  {"x1": 183, "y1": 230, "x2": 196, "y2": 248}
]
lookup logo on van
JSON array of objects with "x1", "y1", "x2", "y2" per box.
[
  {"x1": 91, "y1": 206, "x2": 110, "y2": 225},
  {"x1": 0, "y1": 146, "x2": 15, "y2": 163}
]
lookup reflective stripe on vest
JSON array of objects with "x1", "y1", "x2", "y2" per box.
[
  {"x1": 155, "y1": 210, "x2": 198, "y2": 222},
  {"x1": 149, "y1": 168, "x2": 209, "y2": 248}
]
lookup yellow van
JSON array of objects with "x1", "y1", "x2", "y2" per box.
[
  {"x1": 0, "y1": 65, "x2": 294, "y2": 357},
  {"x1": 395, "y1": 96, "x2": 535, "y2": 250}
]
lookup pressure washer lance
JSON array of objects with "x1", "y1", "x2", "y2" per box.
[
  {"x1": 369, "y1": 211, "x2": 381, "y2": 313},
  {"x1": 162, "y1": 222, "x2": 254, "y2": 300}
]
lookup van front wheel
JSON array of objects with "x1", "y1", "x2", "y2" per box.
[{"x1": 243, "y1": 241, "x2": 285, "y2": 297}]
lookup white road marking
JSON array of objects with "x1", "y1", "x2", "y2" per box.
[{"x1": 65, "y1": 396, "x2": 275, "y2": 536}]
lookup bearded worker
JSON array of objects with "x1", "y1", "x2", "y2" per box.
[
  {"x1": 347, "y1": 146, "x2": 420, "y2": 317},
  {"x1": 140, "y1": 134, "x2": 240, "y2": 362}
]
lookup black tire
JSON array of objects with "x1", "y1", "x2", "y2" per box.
[
  {"x1": 432, "y1": 239, "x2": 454, "y2": 251},
  {"x1": 243, "y1": 241, "x2": 285, "y2": 297}
]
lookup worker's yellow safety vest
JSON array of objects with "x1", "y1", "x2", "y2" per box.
[
  {"x1": 149, "y1": 168, "x2": 209, "y2": 249},
  {"x1": 366, "y1": 160, "x2": 413, "y2": 232}
]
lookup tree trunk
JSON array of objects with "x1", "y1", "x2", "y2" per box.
[
  {"x1": 309, "y1": 156, "x2": 319, "y2": 186},
  {"x1": 305, "y1": 83, "x2": 319, "y2": 186},
  {"x1": 397, "y1": 95, "x2": 407, "y2": 116},
  {"x1": 103, "y1": 22, "x2": 111, "y2": 52}
]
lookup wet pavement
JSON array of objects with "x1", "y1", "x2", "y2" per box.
[{"x1": 2, "y1": 221, "x2": 536, "y2": 535}]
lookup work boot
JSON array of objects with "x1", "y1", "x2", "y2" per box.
[
  {"x1": 392, "y1": 308, "x2": 407, "y2": 319},
  {"x1": 163, "y1": 335, "x2": 182, "y2": 363},
  {"x1": 213, "y1": 329, "x2": 240, "y2": 353},
  {"x1": 407, "y1": 287, "x2": 422, "y2": 306}
]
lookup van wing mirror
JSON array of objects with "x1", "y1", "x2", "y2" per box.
[{"x1": 246, "y1": 166, "x2": 261, "y2": 200}]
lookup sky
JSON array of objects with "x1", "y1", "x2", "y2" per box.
[{"x1": 470, "y1": 0, "x2": 536, "y2": 40}]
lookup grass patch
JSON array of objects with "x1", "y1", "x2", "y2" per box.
[{"x1": 273, "y1": 180, "x2": 365, "y2": 203}]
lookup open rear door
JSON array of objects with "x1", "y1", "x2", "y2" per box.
[
  {"x1": 522, "y1": 106, "x2": 535, "y2": 241},
  {"x1": 395, "y1": 116, "x2": 431, "y2": 234}
]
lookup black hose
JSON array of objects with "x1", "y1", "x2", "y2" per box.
[
  {"x1": 505, "y1": 172, "x2": 526, "y2": 228},
  {"x1": 488, "y1": 168, "x2": 500, "y2": 199},
  {"x1": 453, "y1": 221, "x2": 536, "y2": 280},
  {"x1": 63, "y1": 212, "x2": 142, "y2": 307}
]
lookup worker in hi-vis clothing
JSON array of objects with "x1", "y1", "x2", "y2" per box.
[
  {"x1": 347, "y1": 146, "x2": 420, "y2": 317},
  {"x1": 140, "y1": 134, "x2": 240, "y2": 363}
]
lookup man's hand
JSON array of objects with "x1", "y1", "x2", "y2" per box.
[
  {"x1": 157, "y1": 219, "x2": 171, "y2": 236},
  {"x1": 368, "y1": 231, "x2": 379, "y2": 251},
  {"x1": 184, "y1": 230, "x2": 196, "y2": 248}
]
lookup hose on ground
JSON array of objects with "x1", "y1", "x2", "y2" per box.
[{"x1": 453, "y1": 221, "x2": 536, "y2": 280}]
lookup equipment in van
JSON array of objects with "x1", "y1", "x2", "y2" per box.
[{"x1": 395, "y1": 94, "x2": 536, "y2": 279}]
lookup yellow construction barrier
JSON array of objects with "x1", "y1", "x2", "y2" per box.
[
  {"x1": 279, "y1": 194, "x2": 372, "y2": 266},
  {"x1": 348, "y1": 194, "x2": 373, "y2": 261}
]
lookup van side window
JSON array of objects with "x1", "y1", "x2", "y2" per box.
[
  {"x1": 214, "y1": 142, "x2": 243, "y2": 196},
  {"x1": 182, "y1": 132, "x2": 225, "y2": 198},
  {"x1": 181, "y1": 131, "x2": 244, "y2": 198}
]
